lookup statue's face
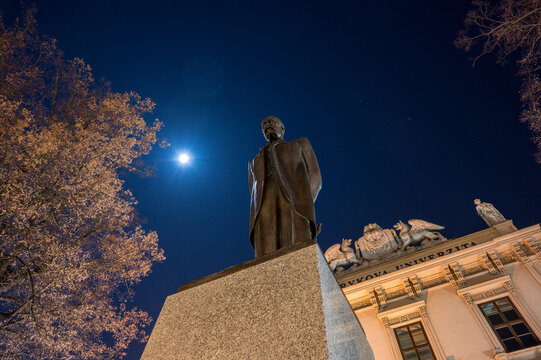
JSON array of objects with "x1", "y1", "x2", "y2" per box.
[
  {"x1": 474, "y1": 199, "x2": 481, "y2": 205},
  {"x1": 261, "y1": 117, "x2": 285, "y2": 141}
]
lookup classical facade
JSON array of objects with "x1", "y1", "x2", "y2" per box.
[{"x1": 326, "y1": 215, "x2": 541, "y2": 360}]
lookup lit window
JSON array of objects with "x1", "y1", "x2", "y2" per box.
[
  {"x1": 478, "y1": 297, "x2": 540, "y2": 353},
  {"x1": 393, "y1": 322, "x2": 436, "y2": 360}
]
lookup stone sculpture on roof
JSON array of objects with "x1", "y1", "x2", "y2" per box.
[
  {"x1": 324, "y1": 238, "x2": 363, "y2": 272},
  {"x1": 355, "y1": 223, "x2": 400, "y2": 260},
  {"x1": 394, "y1": 219, "x2": 445, "y2": 247},
  {"x1": 324, "y1": 219, "x2": 447, "y2": 273},
  {"x1": 474, "y1": 198, "x2": 506, "y2": 227}
]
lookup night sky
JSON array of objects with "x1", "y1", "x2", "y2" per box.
[{"x1": 3, "y1": 1, "x2": 541, "y2": 358}]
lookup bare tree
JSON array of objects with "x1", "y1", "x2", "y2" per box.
[
  {"x1": 0, "y1": 9, "x2": 165, "y2": 359},
  {"x1": 456, "y1": 0, "x2": 541, "y2": 162}
]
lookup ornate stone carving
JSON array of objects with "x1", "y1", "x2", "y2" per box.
[
  {"x1": 369, "y1": 290, "x2": 379, "y2": 310},
  {"x1": 325, "y1": 218, "x2": 448, "y2": 273},
  {"x1": 324, "y1": 238, "x2": 363, "y2": 271},
  {"x1": 418, "y1": 305, "x2": 428, "y2": 318},
  {"x1": 355, "y1": 224, "x2": 400, "y2": 261},
  {"x1": 385, "y1": 286, "x2": 405, "y2": 299},
  {"x1": 402, "y1": 276, "x2": 423, "y2": 299},
  {"x1": 512, "y1": 243, "x2": 530, "y2": 263},
  {"x1": 403, "y1": 278, "x2": 416, "y2": 299},
  {"x1": 374, "y1": 286, "x2": 387, "y2": 309},
  {"x1": 422, "y1": 276, "x2": 446, "y2": 288},
  {"x1": 388, "y1": 311, "x2": 420, "y2": 325},
  {"x1": 410, "y1": 275, "x2": 423, "y2": 296},
  {"x1": 525, "y1": 238, "x2": 541, "y2": 260},
  {"x1": 368, "y1": 286, "x2": 388, "y2": 311},
  {"x1": 460, "y1": 292, "x2": 474, "y2": 305},
  {"x1": 503, "y1": 280, "x2": 515, "y2": 294},
  {"x1": 442, "y1": 265, "x2": 459, "y2": 287},
  {"x1": 488, "y1": 251, "x2": 504, "y2": 273},
  {"x1": 474, "y1": 198, "x2": 506, "y2": 227},
  {"x1": 470, "y1": 287, "x2": 507, "y2": 301},
  {"x1": 351, "y1": 296, "x2": 372, "y2": 310},
  {"x1": 449, "y1": 263, "x2": 466, "y2": 285},
  {"x1": 394, "y1": 219, "x2": 446, "y2": 248},
  {"x1": 480, "y1": 253, "x2": 500, "y2": 275}
]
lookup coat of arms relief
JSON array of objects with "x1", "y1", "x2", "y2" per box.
[{"x1": 324, "y1": 219, "x2": 447, "y2": 273}]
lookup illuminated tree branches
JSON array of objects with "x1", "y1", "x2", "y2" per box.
[
  {"x1": 0, "y1": 9, "x2": 165, "y2": 359},
  {"x1": 456, "y1": 0, "x2": 541, "y2": 162}
]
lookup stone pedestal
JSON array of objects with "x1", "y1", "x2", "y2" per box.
[{"x1": 141, "y1": 243, "x2": 374, "y2": 360}]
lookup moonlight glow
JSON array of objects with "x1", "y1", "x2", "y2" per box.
[{"x1": 178, "y1": 153, "x2": 190, "y2": 164}]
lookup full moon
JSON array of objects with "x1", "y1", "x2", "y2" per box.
[{"x1": 178, "y1": 153, "x2": 190, "y2": 164}]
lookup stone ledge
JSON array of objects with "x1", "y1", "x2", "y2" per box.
[{"x1": 177, "y1": 240, "x2": 316, "y2": 292}]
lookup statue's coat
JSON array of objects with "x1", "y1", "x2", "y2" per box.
[{"x1": 248, "y1": 137, "x2": 321, "y2": 248}]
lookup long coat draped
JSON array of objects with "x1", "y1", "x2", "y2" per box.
[{"x1": 248, "y1": 137, "x2": 322, "y2": 248}]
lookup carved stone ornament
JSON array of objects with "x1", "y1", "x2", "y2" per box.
[
  {"x1": 324, "y1": 238, "x2": 363, "y2": 272},
  {"x1": 356, "y1": 224, "x2": 399, "y2": 261},
  {"x1": 325, "y1": 219, "x2": 448, "y2": 273},
  {"x1": 403, "y1": 278, "x2": 416, "y2": 299},
  {"x1": 393, "y1": 219, "x2": 446, "y2": 248},
  {"x1": 403, "y1": 275, "x2": 424, "y2": 298},
  {"x1": 388, "y1": 312, "x2": 421, "y2": 325},
  {"x1": 471, "y1": 287, "x2": 507, "y2": 301}
]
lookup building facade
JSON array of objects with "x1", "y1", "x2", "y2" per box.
[{"x1": 328, "y1": 220, "x2": 541, "y2": 360}]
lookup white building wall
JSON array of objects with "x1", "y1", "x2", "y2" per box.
[
  {"x1": 355, "y1": 308, "x2": 395, "y2": 360},
  {"x1": 507, "y1": 263, "x2": 541, "y2": 323},
  {"x1": 426, "y1": 285, "x2": 493, "y2": 360}
]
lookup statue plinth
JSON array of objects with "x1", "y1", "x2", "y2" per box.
[{"x1": 141, "y1": 242, "x2": 374, "y2": 360}]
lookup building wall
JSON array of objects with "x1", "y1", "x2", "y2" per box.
[
  {"x1": 426, "y1": 284, "x2": 494, "y2": 360},
  {"x1": 356, "y1": 308, "x2": 393, "y2": 360},
  {"x1": 507, "y1": 263, "x2": 541, "y2": 321}
]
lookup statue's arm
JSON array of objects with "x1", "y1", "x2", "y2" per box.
[{"x1": 299, "y1": 137, "x2": 322, "y2": 201}]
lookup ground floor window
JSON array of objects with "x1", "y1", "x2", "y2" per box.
[
  {"x1": 393, "y1": 321, "x2": 436, "y2": 360},
  {"x1": 478, "y1": 297, "x2": 540, "y2": 353}
]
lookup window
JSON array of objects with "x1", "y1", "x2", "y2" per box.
[
  {"x1": 393, "y1": 322, "x2": 436, "y2": 360},
  {"x1": 378, "y1": 301, "x2": 446, "y2": 360},
  {"x1": 478, "y1": 297, "x2": 540, "y2": 353},
  {"x1": 458, "y1": 275, "x2": 541, "y2": 354}
]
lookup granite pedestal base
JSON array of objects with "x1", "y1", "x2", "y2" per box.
[{"x1": 141, "y1": 243, "x2": 374, "y2": 359}]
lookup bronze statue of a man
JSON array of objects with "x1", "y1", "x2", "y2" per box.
[{"x1": 249, "y1": 116, "x2": 322, "y2": 257}]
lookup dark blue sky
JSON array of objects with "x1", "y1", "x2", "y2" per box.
[{"x1": 4, "y1": 1, "x2": 540, "y2": 358}]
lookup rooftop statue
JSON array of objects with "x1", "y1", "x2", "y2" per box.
[
  {"x1": 393, "y1": 220, "x2": 445, "y2": 248},
  {"x1": 474, "y1": 198, "x2": 506, "y2": 227},
  {"x1": 324, "y1": 238, "x2": 363, "y2": 272},
  {"x1": 248, "y1": 116, "x2": 322, "y2": 258}
]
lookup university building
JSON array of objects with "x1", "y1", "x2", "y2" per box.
[{"x1": 326, "y1": 206, "x2": 541, "y2": 360}]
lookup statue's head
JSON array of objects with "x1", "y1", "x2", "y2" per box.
[
  {"x1": 474, "y1": 199, "x2": 481, "y2": 205},
  {"x1": 261, "y1": 115, "x2": 285, "y2": 142}
]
